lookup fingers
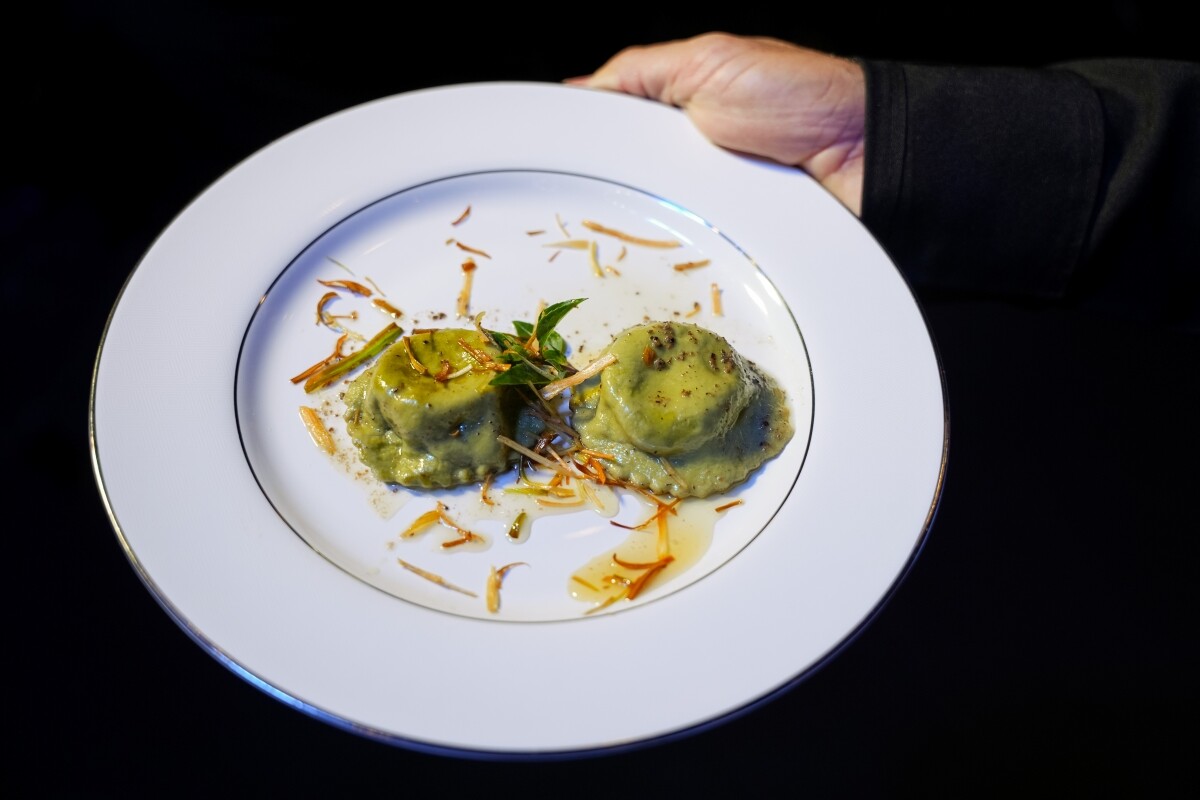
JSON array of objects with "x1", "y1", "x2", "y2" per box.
[{"x1": 568, "y1": 37, "x2": 704, "y2": 103}]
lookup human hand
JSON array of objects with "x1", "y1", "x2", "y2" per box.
[{"x1": 569, "y1": 32, "x2": 866, "y2": 215}]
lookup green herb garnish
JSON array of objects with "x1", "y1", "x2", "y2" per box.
[{"x1": 487, "y1": 298, "x2": 585, "y2": 387}]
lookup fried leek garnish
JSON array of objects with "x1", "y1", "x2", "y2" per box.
[
  {"x1": 291, "y1": 334, "x2": 349, "y2": 384},
  {"x1": 457, "y1": 336, "x2": 507, "y2": 373},
  {"x1": 302, "y1": 322, "x2": 404, "y2": 392},
  {"x1": 715, "y1": 499, "x2": 745, "y2": 513},
  {"x1": 318, "y1": 278, "x2": 374, "y2": 296},
  {"x1": 623, "y1": 555, "x2": 674, "y2": 599},
  {"x1": 497, "y1": 435, "x2": 572, "y2": 477},
  {"x1": 451, "y1": 205, "x2": 471, "y2": 225},
  {"x1": 314, "y1": 291, "x2": 338, "y2": 324},
  {"x1": 372, "y1": 298, "x2": 403, "y2": 318},
  {"x1": 573, "y1": 450, "x2": 611, "y2": 485},
  {"x1": 506, "y1": 511, "x2": 527, "y2": 540},
  {"x1": 581, "y1": 220, "x2": 681, "y2": 248},
  {"x1": 711, "y1": 282, "x2": 723, "y2": 316},
  {"x1": 400, "y1": 506, "x2": 444, "y2": 538},
  {"x1": 572, "y1": 575, "x2": 600, "y2": 592},
  {"x1": 672, "y1": 259, "x2": 710, "y2": 272},
  {"x1": 298, "y1": 406, "x2": 335, "y2": 454},
  {"x1": 610, "y1": 495, "x2": 681, "y2": 533},
  {"x1": 400, "y1": 335, "x2": 428, "y2": 374},
  {"x1": 451, "y1": 240, "x2": 491, "y2": 259},
  {"x1": 587, "y1": 240, "x2": 604, "y2": 278},
  {"x1": 540, "y1": 352, "x2": 617, "y2": 400},
  {"x1": 315, "y1": 291, "x2": 362, "y2": 334},
  {"x1": 399, "y1": 502, "x2": 484, "y2": 548},
  {"x1": 456, "y1": 258, "x2": 476, "y2": 318},
  {"x1": 397, "y1": 559, "x2": 477, "y2": 597},
  {"x1": 486, "y1": 562, "x2": 529, "y2": 612}
]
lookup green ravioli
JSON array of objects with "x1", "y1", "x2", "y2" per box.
[
  {"x1": 570, "y1": 321, "x2": 793, "y2": 498},
  {"x1": 343, "y1": 328, "x2": 534, "y2": 488}
]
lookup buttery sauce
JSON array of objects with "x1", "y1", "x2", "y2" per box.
[{"x1": 567, "y1": 494, "x2": 718, "y2": 610}]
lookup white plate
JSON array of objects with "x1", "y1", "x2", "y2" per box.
[{"x1": 91, "y1": 82, "x2": 946, "y2": 756}]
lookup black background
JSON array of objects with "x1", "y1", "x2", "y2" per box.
[{"x1": 10, "y1": 1, "x2": 1197, "y2": 795}]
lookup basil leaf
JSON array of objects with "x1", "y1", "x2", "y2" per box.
[{"x1": 533, "y1": 298, "x2": 585, "y2": 348}]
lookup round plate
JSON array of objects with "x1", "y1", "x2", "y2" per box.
[{"x1": 91, "y1": 82, "x2": 946, "y2": 757}]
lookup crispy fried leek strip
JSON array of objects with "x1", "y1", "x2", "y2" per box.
[
  {"x1": 486, "y1": 562, "x2": 528, "y2": 612},
  {"x1": 581, "y1": 220, "x2": 681, "y2": 248},
  {"x1": 507, "y1": 511, "x2": 527, "y2": 540},
  {"x1": 457, "y1": 336, "x2": 505, "y2": 373},
  {"x1": 610, "y1": 495, "x2": 680, "y2": 533},
  {"x1": 397, "y1": 559, "x2": 477, "y2": 597},
  {"x1": 318, "y1": 278, "x2": 374, "y2": 296},
  {"x1": 315, "y1": 291, "x2": 338, "y2": 324},
  {"x1": 457, "y1": 258, "x2": 476, "y2": 317},
  {"x1": 400, "y1": 507, "x2": 443, "y2": 538},
  {"x1": 400, "y1": 503, "x2": 484, "y2": 548},
  {"x1": 587, "y1": 240, "x2": 604, "y2": 278},
  {"x1": 400, "y1": 335, "x2": 428, "y2": 375},
  {"x1": 372, "y1": 298, "x2": 403, "y2": 318},
  {"x1": 291, "y1": 334, "x2": 349, "y2": 384},
  {"x1": 572, "y1": 575, "x2": 600, "y2": 592},
  {"x1": 540, "y1": 352, "x2": 617, "y2": 400},
  {"x1": 298, "y1": 406, "x2": 335, "y2": 454},
  {"x1": 452, "y1": 240, "x2": 491, "y2": 258},
  {"x1": 316, "y1": 292, "x2": 362, "y2": 334},
  {"x1": 672, "y1": 259, "x2": 710, "y2": 272},
  {"x1": 436, "y1": 505, "x2": 484, "y2": 548},
  {"x1": 497, "y1": 435, "x2": 573, "y2": 477},
  {"x1": 625, "y1": 556, "x2": 674, "y2": 599},
  {"x1": 303, "y1": 322, "x2": 404, "y2": 392}
]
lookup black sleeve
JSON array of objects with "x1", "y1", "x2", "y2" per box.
[{"x1": 858, "y1": 58, "x2": 1200, "y2": 330}]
